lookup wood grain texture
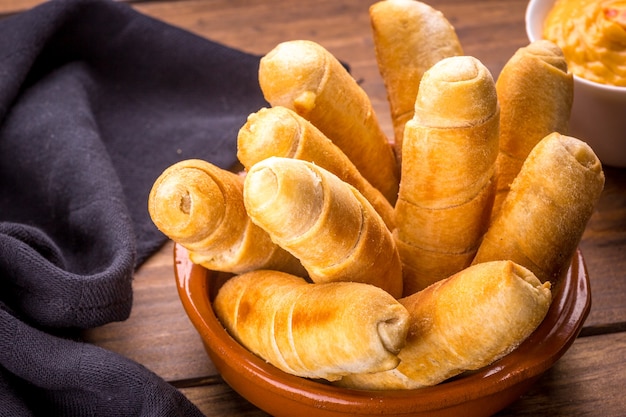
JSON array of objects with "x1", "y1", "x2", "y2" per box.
[
  {"x1": 579, "y1": 166, "x2": 626, "y2": 326},
  {"x1": 180, "y1": 381, "x2": 271, "y2": 417},
  {"x1": 5, "y1": 0, "x2": 626, "y2": 416},
  {"x1": 496, "y1": 333, "x2": 626, "y2": 417},
  {"x1": 176, "y1": 334, "x2": 626, "y2": 417}
]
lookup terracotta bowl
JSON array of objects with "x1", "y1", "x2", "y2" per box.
[{"x1": 174, "y1": 243, "x2": 590, "y2": 417}]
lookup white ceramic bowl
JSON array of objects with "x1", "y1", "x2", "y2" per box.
[{"x1": 526, "y1": 0, "x2": 626, "y2": 167}]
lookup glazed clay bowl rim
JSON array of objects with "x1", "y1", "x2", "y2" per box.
[{"x1": 174, "y1": 243, "x2": 590, "y2": 416}]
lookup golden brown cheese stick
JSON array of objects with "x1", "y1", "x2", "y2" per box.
[
  {"x1": 473, "y1": 132, "x2": 604, "y2": 283},
  {"x1": 492, "y1": 40, "x2": 574, "y2": 219},
  {"x1": 243, "y1": 157, "x2": 403, "y2": 298},
  {"x1": 214, "y1": 270, "x2": 410, "y2": 382},
  {"x1": 258, "y1": 40, "x2": 400, "y2": 204},
  {"x1": 237, "y1": 106, "x2": 395, "y2": 230},
  {"x1": 148, "y1": 159, "x2": 305, "y2": 276},
  {"x1": 394, "y1": 56, "x2": 500, "y2": 295},
  {"x1": 335, "y1": 260, "x2": 552, "y2": 390},
  {"x1": 369, "y1": 0, "x2": 463, "y2": 161}
]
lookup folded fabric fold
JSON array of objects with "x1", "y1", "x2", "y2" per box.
[
  {"x1": 0, "y1": 0, "x2": 268, "y2": 415},
  {"x1": 0, "y1": 306, "x2": 203, "y2": 417}
]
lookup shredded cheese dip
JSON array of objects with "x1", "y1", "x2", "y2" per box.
[{"x1": 543, "y1": 0, "x2": 626, "y2": 86}]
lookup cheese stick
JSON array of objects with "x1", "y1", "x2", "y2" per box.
[
  {"x1": 394, "y1": 56, "x2": 500, "y2": 295},
  {"x1": 148, "y1": 159, "x2": 305, "y2": 276},
  {"x1": 243, "y1": 157, "x2": 403, "y2": 298},
  {"x1": 473, "y1": 132, "x2": 604, "y2": 283},
  {"x1": 336, "y1": 260, "x2": 552, "y2": 390},
  {"x1": 214, "y1": 270, "x2": 410, "y2": 382},
  {"x1": 258, "y1": 40, "x2": 400, "y2": 204},
  {"x1": 237, "y1": 106, "x2": 395, "y2": 229},
  {"x1": 492, "y1": 40, "x2": 574, "y2": 219},
  {"x1": 369, "y1": 0, "x2": 463, "y2": 162}
]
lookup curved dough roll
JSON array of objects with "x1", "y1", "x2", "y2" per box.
[
  {"x1": 148, "y1": 159, "x2": 305, "y2": 275},
  {"x1": 259, "y1": 39, "x2": 400, "y2": 204},
  {"x1": 492, "y1": 40, "x2": 574, "y2": 219},
  {"x1": 394, "y1": 56, "x2": 499, "y2": 295},
  {"x1": 214, "y1": 270, "x2": 410, "y2": 381},
  {"x1": 473, "y1": 132, "x2": 605, "y2": 283},
  {"x1": 237, "y1": 106, "x2": 395, "y2": 229},
  {"x1": 369, "y1": 0, "x2": 463, "y2": 161},
  {"x1": 336, "y1": 260, "x2": 552, "y2": 390},
  {"x1": 243, "y1": 157, "x2": 403, "y2": 298}
]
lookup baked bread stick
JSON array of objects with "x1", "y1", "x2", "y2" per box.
[
  {"x1": 394, "y1": 56, "x2": 500, "y2": 295},
  {"x1": 237, "y1": 106, "x2": 395, "y2": 229},
  {"x1": 336, "y1": 261, "x2": 552, "y2": 389},
  {"x1": 369, "y1": 0, "x2": 463, "y2": 162},
  {"x1": 492, "y1": 40, "x2": 573, "y2": 219},
  {"x1": 473, "y1": 132, "x2": 604, "y2": 283},
  {"x1": 243, "y1": 157, "x2": 403, "y2": 298},
  {"x1": 148, "y1": 159, "x2": 305, "y2": 276},
  {"x1": 259, "y1": 39, "x2": 400, "y2": 204},
  {"x1": 214, "y1": 270, "x2": 410, "y2": 382}
]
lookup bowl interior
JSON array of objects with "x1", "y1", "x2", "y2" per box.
[{"x1": 175, "y1": 244, "x2": 590, "y2": 417}]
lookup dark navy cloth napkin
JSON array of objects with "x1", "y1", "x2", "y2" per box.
[{"x1": 0, "y1": 0, "x2": 267, "y2": 415}]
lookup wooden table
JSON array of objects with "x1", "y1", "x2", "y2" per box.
[{"x1": 3, "y1": 0, "x2": 625, "y2": 415}]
